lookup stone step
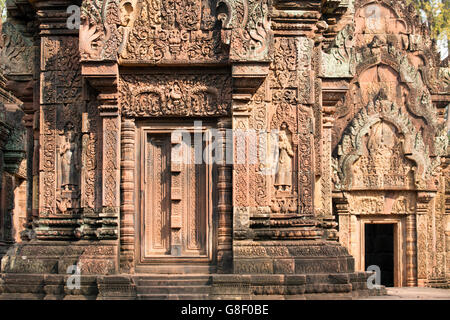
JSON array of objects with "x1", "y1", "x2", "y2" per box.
[
  {"x1": 137, "y1": 293, "x2": 210, "y2": 300},
  {"x1": 138, "y1": 279, "x2": 211, "y2": 287},
  {"x1": 136, "y1": 285, "x2": 211, "y2": 295},
  {"x1": 134, "y1": 274, "x2": 211, "y2": 280}
]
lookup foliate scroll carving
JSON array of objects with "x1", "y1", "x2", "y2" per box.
[
  {"x1": 42, "y1": 37, "x2": 82, "y2": 104},
  {"x1": 270, "y1": 38, "x2": 297, "y2": 88},
  {"x1": 334, "y1": 92, "x2": 433, "y2": 190},
  {"x1": 80, "y1": 0, "x2": 123, "y2": 60},
  {"x1": 119, "y1": 73, "x2": 232, "y2": 117},
  {"x1": 83, "y1": 100, "x2": 101, "y2": 210},
  {"x1": 218, "y1": 0, "x2": 272, "y2": 62},
  {"x1": 0, "y1": 22, "x2": 34, "y2": 77},
  {"x1": 104, "y1": 117, "x2": 119, "y2": 208},
  {"x1": 40, "y1": 105, "x2": 57, "y2": 216},
  {"x1": 121, "y1": 0, "x2": 227, "y2": 63}
]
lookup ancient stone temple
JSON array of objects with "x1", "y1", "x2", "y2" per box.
[{"x1": 0, "y1": 0, "x2": 448, "y2": 299}]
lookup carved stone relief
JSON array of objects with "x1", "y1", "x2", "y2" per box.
[
  {"x1": 120, "y1": 0, "x2": 228, "y2": 63},
  {"x1": 119, "y1": 72, "x2": 232, "y2": 117}
]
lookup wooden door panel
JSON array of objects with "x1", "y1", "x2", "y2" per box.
[
  {"x1": 143, "y1": 134, "x2": 171, "y2": 257},
  {"x1": 182, "y1": 138, "x2": 207, "y2": 256},
  {"x1": 139, "y1": 129, "x2": 212, "y2": 264}
]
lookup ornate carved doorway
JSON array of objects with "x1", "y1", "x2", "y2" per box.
[{"x1": 135, "y1": 122, "x2": 216, "y2": 273}]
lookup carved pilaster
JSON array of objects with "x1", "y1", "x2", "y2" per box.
[
  {"x1": 334, "y1": 194, "x2": 350, "y2": 247},
  {"x1": 416, "y1": 192, "x2": 434, "y2": 286},
  {"x1": 81, "y1": 60, "x2": 120, "y2": 240},
  {"x1": 35, "y1": 1, "x2": 83, "y2": 240},
  {"x1": 406, "y1": 213, "x2": 418, "y2": 287},
  {"x1": 120, "y1": 117, "x2": 135, "y2": 273},
  {"x1": 217, "y1": 117, "x2": 232, "y2": 273}
]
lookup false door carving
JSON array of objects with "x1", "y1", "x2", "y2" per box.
[{"x1": 137, "y1": 125, "x2": 214, "y2": 267}]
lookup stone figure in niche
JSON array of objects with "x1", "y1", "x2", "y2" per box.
[
  {"x1": 275, "y1": 123, "x2": 294, "y2": 191},
  {"x1": 60, "y1": 121, "x2": 79, "y2": 190}
]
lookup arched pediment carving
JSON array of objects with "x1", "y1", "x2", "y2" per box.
[{"x1": 333, "y1": 92, "x2": 436, "y2": 191}]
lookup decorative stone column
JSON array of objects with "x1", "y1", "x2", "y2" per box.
[
  {"x1": 120, "y1": 117, "x2": 135, "y2": 273},
  {"x1": 406, "y1": 213, "x2": 418, "y2": 287},
  {"x1": 416, "y1": 192, "x2": 434, "y2": 287},
  {"x1": 216, "y1": 117, "x2": 233, "y2": 273}
]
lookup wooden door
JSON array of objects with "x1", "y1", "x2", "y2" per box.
[{"x1": 138, "y1": 127, "x2": 213, "y2": 267}]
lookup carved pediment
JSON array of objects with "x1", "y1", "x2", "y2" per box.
[{"x1": 333, "y1": 93, "x2": 438, "y2": 191}]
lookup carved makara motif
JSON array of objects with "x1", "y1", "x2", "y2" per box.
[
  {"x1": 217, "y1": 0, "x2": 272, "y2": 61},
  {"x1": 321, "y1": 24, "x2": 355, "y2": 78},
  {"x1": 80, "y1": 0, "x2": 123, "y2": 60},
  {"x1": 119, "y1": 73, "x2": 232, "y2": 117}
]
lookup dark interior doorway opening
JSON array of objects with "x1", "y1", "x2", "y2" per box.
[{"x1": 365, "y1": 224, "x2": 394, "y2": 287}]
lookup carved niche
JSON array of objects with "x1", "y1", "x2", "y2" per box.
[
  {"x1": 40, "y1": 36, "x2": 83, "y2": 218},
  {"x1": 119, "y1": 72, "x2": 232, "y2": 117},
  {"x1": 56, "y1": 121, "x2": 81, "y2": 214}
]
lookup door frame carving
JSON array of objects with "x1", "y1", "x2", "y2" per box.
[
  {"x1": 358, "y1": 216, "x2": 406, "y2": 287},
  {"x1": 134, "y1": 120, "x2": 218, "y2": 272}
]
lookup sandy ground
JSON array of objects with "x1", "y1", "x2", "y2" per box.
[{"x1": 360, "y1": 287, "x2": 450, "y2": 300}]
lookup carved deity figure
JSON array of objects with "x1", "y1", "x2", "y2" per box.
[
  {"x1": 275, "y1": 124, "x2": 294, "y2": 191},
  {"x1": 60, "y1": 122, "x2": 79, "y2": 190}
]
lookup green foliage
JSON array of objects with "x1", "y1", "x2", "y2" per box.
[
  {"x1": 0, "y1": 0, "x2": 6, "y2": 21},
  {"x1": 406, "y1": 0, "x2": 449, "y2": 42}
]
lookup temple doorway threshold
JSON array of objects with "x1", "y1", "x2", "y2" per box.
[{"x1": 360, "y1": 218, "x2": 405, "y2": 287}]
